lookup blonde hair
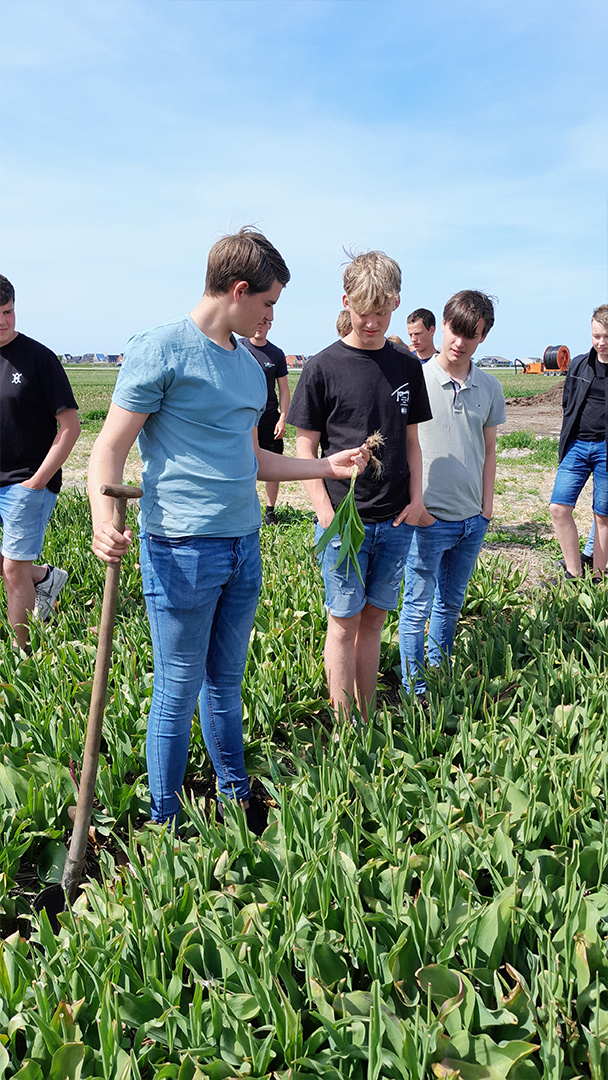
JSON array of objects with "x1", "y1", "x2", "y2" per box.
[
  {"x1": 592, "y1": 304, "x2": 608, "y2": 329},
  {"x1": 342, "y1": 250, "x2": 401, "y2": 313},
  {"x1": 387, "y1": 334, "x2": 405, "y2": 346},
  {"x1": 336, "y1": 309, "x2": 352, "y2": 338}
]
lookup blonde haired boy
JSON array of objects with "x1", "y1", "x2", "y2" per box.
[{"x1": 288, "y1": 250, "x2": 432, "y2": 720}]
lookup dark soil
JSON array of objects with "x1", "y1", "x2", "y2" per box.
[{"x1": 502, "y1": 383, "x2": 563, "y2": 437}]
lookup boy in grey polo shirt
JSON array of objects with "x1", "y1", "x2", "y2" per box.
[{"x1": 399, "y1": 291, "x2": 506, "y2": 697}]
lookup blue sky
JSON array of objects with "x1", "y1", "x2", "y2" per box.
[{"x1": 2, "y1": 0, "x2": 607, "y2": 360}]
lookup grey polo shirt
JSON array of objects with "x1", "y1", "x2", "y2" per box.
[{"x1": 419, "y1": 356, "x2": 506, "y2": 521}]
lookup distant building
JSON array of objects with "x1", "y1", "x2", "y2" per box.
[
  {"x1": 285, "y1": 354, "x2": 306, "y2": 369},
  {"x1": 478, "y1": 355, "x2": 513, "y2": 368},
  {"x1": 61, "y1": 352, "x2": 122, "y2": 364}
]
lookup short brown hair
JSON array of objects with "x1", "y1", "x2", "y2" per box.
[
  {"x1": 407, "y1": 308, "x2": 435, "y2": 330},
  {"x1": 205, "y1": 227, "x2": 290, "y2": 297},
  {"x1": 387, "y1": 334, "x2": 405, "y2": 346},
  {"x1": 592, "y1": 304, "x2": 608, "y2": 329},
  {"x1": 443, "y1": 290, "x2": 495, "y2": 337},
  {"x1": 0, "y1": 275, "x2": 15, "y2": 306},
  {"x1": 336, "y1": 309, "x2": 352, "y2": 338},
  {"x1": 343, "y1": 250, "x2": 401, "y2": 313}
]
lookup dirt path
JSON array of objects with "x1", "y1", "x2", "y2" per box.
[
  {"x1": 501, "y1": 382, "x2": 564, "y2": 437},
  {"x1": 481, "y1": 384, "x2": 589, "y2": 587}
]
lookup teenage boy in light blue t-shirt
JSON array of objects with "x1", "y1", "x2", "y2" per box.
[{"x1": 88, "y1": 228, "x2": 368, "y2": 834}]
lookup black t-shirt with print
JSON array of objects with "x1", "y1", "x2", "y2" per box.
[
  {"x1": 575, "y1": 354, "x2": 607, "y2": 442},
  {"x1": 238, "y1": 338, "x2": 288, "y2": 414},
  {"x1": 0, "y1": 333, "x2": 78, "y2": 493},
  {"x1": 287, "y1": 338, "x2": 432, "y2": 522}
]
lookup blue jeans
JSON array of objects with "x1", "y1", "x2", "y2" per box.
[
  {"x1": 139, "y1": 531, "x2": 262, "y2": 823},
  {"x1": 584, "y1": 521, "x2": 595, "y2": 557},
  {"x1": 398, "y1": 514, "x2": 489, "y2": 694}
]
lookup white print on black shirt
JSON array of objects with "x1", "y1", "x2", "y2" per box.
[
  {"x1": 12, "y1": 372, "x2": 23, "y2": 384},
  {"x1": 391, "y1": 382, "x2": 410, "y2": 414}
]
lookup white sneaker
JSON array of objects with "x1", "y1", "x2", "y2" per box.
[{"x1": 34, "y1": 565, "x2": 69, "y2": 620}]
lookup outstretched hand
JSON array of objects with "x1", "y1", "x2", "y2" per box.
[{"x1": 325, "y1": 444, "x2": 370, "y2": 479}]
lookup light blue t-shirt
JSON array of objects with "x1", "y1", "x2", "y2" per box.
[{"x1": 112, "y1": 315, "x2": 267, "y2": 537}]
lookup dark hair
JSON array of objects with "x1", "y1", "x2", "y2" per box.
[
  {"x1": 407, "y1": 308, "x2": 435, "y2": 330},
  {"x1": 205, "y1": 227, "x2": 290, "y2": 297},
  {"x1": 0, "y1": 276, "x2": 15, "y2": 306},
  {"x1": 443, "y1": 291, "x2": 495, "y2": 337}
]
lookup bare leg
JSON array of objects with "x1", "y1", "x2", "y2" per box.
[
  {"x1": 353, "y1": 603, "x2": 387, "y2": 720},
  {"x1": 2, "y1": 558, "x2": 37, "y2": 649},
  {"x1": 0, "y1": 554, "x2": 48, "y2": 587},
  {"x1": 593, "y1": 513, "x2": 608, "y2": 573},
  {"x1": 549, "y1": 503, "x2": 582, "y2": 575},
  {"x1": 325, "y1": 611, "x2": 360, "y2": 719},
  {"x1": 265, "y1": 480, "x2": 280, "y2": 508},
  {"x1": 324, "y1": 605, "x2": 387, "y2": 721}
]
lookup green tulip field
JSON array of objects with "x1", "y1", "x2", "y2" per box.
[{"x1": 1, "y1": 490, "x2": 608, "y2": 1079}]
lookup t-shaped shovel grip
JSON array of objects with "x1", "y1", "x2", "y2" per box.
[{"x1": 62, "y1": 483, "x2": 143, "y2": 903}]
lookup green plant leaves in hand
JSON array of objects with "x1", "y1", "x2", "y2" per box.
[{"x1": 314, "y1": 470, "x2": 365, "y2": 583}]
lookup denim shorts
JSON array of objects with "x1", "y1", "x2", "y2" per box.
[
  {"x1": 0, "y1": 483, "x2": 57, "y2": 560},
  {"x1": 550, "y1": 439, "x2": 608, "y2": 516},
  {"x1": 315, "y1": 518, "x2": 414, "y2": 618}
]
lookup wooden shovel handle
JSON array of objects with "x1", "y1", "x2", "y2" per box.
[
  {"x1": 62, "y1": 485, "x2": 142, "y2": 903},
  {"x1": 100, "y1": 483, "x2": 143, "y2": 501}
]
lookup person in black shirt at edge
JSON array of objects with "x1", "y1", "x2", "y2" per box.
[
  {"x1": 0, "y1": 275, "x2": 80, "y2": 648},
  {"x1": 239, "y1": 315, "x2": 290, "y2": 525},
  {"x1": 549, "y1": 304, "x2": 608, "y2": 581},
  {"x1": 288, "y1": 250, "x2": 432, "y2": 722}
]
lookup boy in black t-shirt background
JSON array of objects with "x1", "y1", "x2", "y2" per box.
[
  {"x1": 549, "y1": 304, "x2": 608, "y2": 580},
  {"x1": 0, "y1": 275, "x2": 80, "y2": 647},
  {"x1": 239, "y1": 315, "x2": 290, "y2": 525},
  {"x1": 288, "y1": 250, "x2": 432, "y2": 720}
]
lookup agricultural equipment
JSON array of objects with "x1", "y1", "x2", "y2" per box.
[
  {"x1": 514, "y1": 345, "x2": 570, "y2": 375},
  {"x1": 35, "y1": 483, "x2": 143, "y2": 924}
]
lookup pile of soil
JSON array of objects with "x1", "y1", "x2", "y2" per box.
[
  {"x1": 504, "y1": 383, "x2": 564, "y2": 407},
  {"x1": 502, "y1": 382, "x2": 563, "y2": 437}
]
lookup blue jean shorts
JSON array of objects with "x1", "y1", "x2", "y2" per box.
[
  {"x1": 550, "y1": 439, "x2": 608, "y2": 516},
  {"x1": 0, "y1": 483, "x2": 58, "y2": 560},
  {"x1": 315, "y1": 518, "x2": 414, "y2": 618}
]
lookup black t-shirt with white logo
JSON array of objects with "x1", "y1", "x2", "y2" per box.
[
  {"x1": 0, "y1": 334, "x2": 78, "y2": 493},
  {"x1": 238, "y1": 338, "x2": 288, "y2": 414},
  {"x1": 287, "y1": 338, "x2": 432, "y2": 522}
]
